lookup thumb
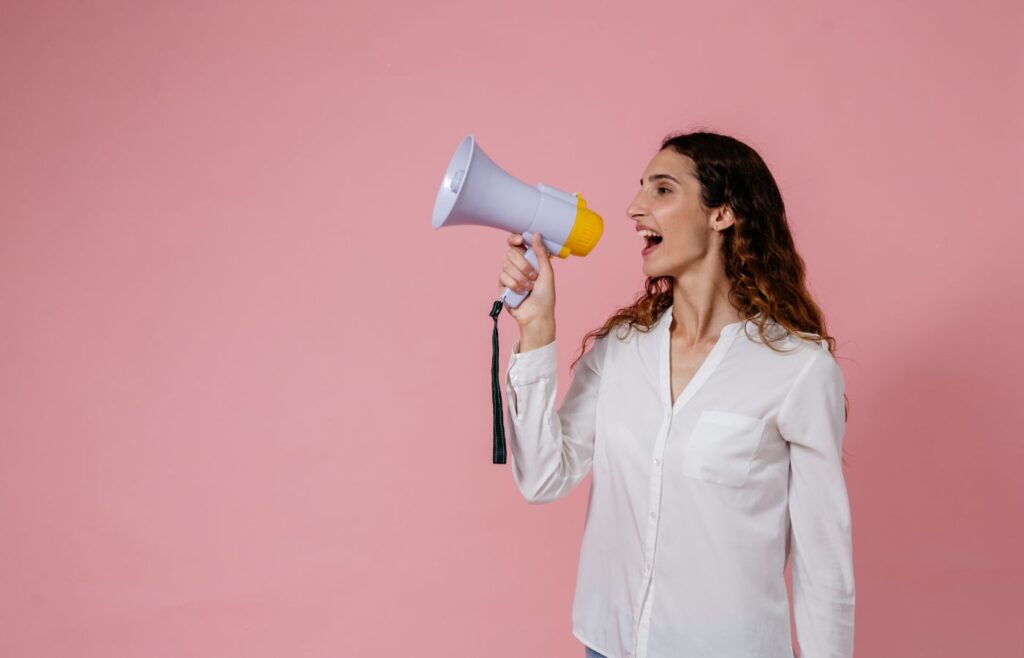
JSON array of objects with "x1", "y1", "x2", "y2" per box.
[{"x1": 533, "y1": 232, "x2": 552, "y2": 272}]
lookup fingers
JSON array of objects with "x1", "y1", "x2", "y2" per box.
[
  {"x1": 498, "y1": 267, "x2": 533, "y2": 294},
  {"x1": 499, "y1": 232, "x2": 549, "y2": 294},
  {"x1": 502, "y1": 257, "x2": 535, "y2": 290},
  {"x1": 507, "y1": 245, "x2": 537, "y2": 280}
]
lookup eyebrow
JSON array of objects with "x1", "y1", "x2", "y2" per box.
[{"x1": 640, "y1": 174, "x2": 680, "y2": 186}]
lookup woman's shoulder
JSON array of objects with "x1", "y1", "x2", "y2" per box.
[
  {"x1": 776, "y1": 331, "x2": 843, "y2": 385},
  {"x1": 741, "y1": 316, "x2": 831, "y2": 350},
  {"x1": 736, "y1": 318, "x2": 842, "y2": 380}
]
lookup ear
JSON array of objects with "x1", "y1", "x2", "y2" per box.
[{"x1": 713, "y1": 206, "x2": 736, "y2": 231}]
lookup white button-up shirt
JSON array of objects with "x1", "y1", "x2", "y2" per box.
[{"x1": 505, "y1": 303, "x2": 855, "y2": 658}]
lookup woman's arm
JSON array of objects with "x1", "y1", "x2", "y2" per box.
[
  {"x1": 778, "y1": 348, "x2": 856, "y2": 658},
  {"x1": 504, "y1": 334, "x2": 609, "y2": 504}
]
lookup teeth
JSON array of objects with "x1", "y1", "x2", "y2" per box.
[{"x1": 639, "y1": 229, "x2": 661, "y2": 238}]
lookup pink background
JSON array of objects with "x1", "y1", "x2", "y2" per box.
[{"x1": 2, "y1": 1, "x2": 1022, "y2": 656}]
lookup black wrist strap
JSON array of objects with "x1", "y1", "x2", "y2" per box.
[{"x1": 489, "y1": 299, "x2": 507, "y2": 464}]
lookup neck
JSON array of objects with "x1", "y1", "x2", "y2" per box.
[{"x1": 668, "y1": 276, "x2": 742, "y2": 344}]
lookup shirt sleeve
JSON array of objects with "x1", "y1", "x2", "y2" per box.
[
  {"x1": 777, "y1": 347, "x2": 856, "y2": 658},
  {"x1": 504, "y1": 335, "x2": 608, "y2": 504}
]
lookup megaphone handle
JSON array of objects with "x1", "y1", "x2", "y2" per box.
[{"x1": 501, "y1": 247, "x2": 539, "y2": 309}]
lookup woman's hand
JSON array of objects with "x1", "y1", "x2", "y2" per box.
[{"x1": 499, "y1": 231, "x2": 556, "y2": 331}]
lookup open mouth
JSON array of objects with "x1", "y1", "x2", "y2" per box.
[{"x1": 640, "y1": 229, "x2": 663, "y2": 256}]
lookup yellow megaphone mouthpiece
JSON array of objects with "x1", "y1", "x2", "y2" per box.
[{"x1": 559, "y1": 194, "x2": 603, "y2": 258}]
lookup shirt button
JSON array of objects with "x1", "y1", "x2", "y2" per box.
[
  {"x1": 653, "y1": 458, "x2": 660, "y2": 466},
  {"x1": 650, "y1": 511, "x2": 656, "y2": 519}
]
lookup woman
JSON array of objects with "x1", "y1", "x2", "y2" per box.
[{"x1": 498, "y1": 131, "x2": 855, "y2": 658}]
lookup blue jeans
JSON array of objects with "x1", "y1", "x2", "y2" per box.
[{"x1": 585, "y1": 646, "x2": 608, "y2": 658}]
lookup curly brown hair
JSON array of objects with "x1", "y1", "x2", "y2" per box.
[{"x1": 569, "y1": 130, "x2": 851, "y2": 442}]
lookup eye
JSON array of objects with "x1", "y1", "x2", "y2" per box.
[{"x1": 656, "y1": 187, "x2": 671, "y2": 195}]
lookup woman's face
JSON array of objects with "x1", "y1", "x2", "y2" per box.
[{"x1": 626, "y1": 149, "x2": 725, "y2": 279}]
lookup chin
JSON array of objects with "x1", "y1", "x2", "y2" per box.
[{"x1": 643, "y1": 262, "x2": 677, "y2": 281}]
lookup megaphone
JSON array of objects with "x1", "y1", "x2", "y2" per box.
[
  {"x1": 432, "y1": 134, "x2": 604, "y2": 465},
  {"x1": 432, "y1": 134, "x2": 604, "y2": 309}
]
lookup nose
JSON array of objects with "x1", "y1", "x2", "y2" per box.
[{"x1": 626, "y1": 190, "x2": 647, "y2": 222}]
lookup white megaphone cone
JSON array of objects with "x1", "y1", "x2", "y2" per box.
[{"x1": 432, "y1": 134, "x2": 603, "y2": 309}]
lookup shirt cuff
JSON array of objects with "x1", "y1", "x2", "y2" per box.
[{"x1": 508, "y1": 338, "x2": 557, "y2": 385}]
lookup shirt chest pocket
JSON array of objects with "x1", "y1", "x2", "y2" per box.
[{"x1": 683, "y1": 410, "x2": 766, "y2": 487}]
